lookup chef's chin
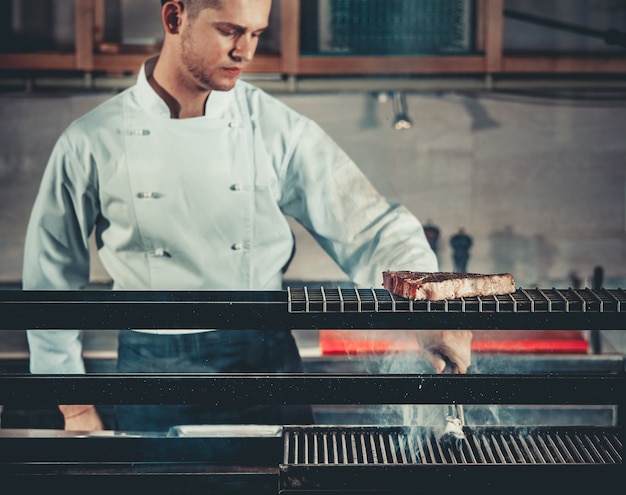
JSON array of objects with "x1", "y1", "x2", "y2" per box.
[{"x1": 209, "y1": 78, "x2": 238, "y2": 92}]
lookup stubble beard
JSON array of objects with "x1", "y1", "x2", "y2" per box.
[{"x1": 180, "y1": 29, "x2": 236, "y2": 93}]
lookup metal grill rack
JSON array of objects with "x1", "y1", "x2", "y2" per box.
[
  {"x1": 279, "y1": 426, "x2": 624, "y2": 493},
  {"x1": 287, "y1": 287, "x2": 626, "y2": 313},
  {"x1": 283, "y1": 426, "x2": 622, "y2": 465},
  {"x1": 286, "y1": 287, "x2": 626, "y2": 329}
]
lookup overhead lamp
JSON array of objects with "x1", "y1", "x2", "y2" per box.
[{"x1": 392, "y1": 91, "x2": 412, "y2": 131}]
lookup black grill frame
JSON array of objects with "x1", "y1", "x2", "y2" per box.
[
  {"x1": 1, "y1": 288, "x2": 625, "y2": 330},
  {"x1": 0, "y1": 288, "x2": 624, "y2": 494}
]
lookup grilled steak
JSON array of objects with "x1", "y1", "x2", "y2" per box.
[{"x1": 382, "y1": 270, "x2": 516, "y2": 301}]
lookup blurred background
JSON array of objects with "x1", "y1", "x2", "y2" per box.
[{"x1": 1, "y1": 0, "x2": 624, "y2": 290}]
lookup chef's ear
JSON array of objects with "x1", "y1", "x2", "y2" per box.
[{"x1": 162, "y1": 1, "x2": 184, "y2": 35}]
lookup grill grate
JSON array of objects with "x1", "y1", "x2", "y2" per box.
[
  {"x1": 283, "y1": 426, "x2": 622, "y2": 465},
  {"x1": 287, "y1": 288, "x2": 626, "y2": 314}
]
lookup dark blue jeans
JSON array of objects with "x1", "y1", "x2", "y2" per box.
[{"x1": 115, "y1": 329, "x2": 314, "y2": 432}]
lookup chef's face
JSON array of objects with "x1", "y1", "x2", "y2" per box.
[{"x1": 178, "y1": 0, "x2": 271, "y2": 92}]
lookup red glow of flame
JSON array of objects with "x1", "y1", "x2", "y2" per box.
[{"x1": 319, "y1": 330, "x2": 589, "y2": 355}]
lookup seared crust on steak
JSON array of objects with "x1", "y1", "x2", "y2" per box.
[{"x1": 383, "y1": 271, "x2": 515, "y2": 301}]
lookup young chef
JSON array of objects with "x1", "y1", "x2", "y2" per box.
[{"x1": 23, "y1": 0, "x2": 473, "y2": 432}]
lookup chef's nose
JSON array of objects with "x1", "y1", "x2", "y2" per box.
[{"x1": 232, "y1": 35, "x2": 253, "y2": 62}]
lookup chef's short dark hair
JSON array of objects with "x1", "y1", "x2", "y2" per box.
[
  {"x1": 160, "y1": 0, "x2": 223, "y2": 9},
  {"x1": 161, "y1": 0, "x2": 224, "y2": 19}
]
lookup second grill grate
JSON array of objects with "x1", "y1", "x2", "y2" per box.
[{"x1": 282, "y1": 426, "x2": 622, "y2": 465}]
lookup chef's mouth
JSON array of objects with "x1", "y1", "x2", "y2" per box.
[{"x1": 222, "y1": 67, "x2": 241, "y2": 76}]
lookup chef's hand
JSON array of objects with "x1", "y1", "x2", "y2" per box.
[
  {"x1": 415, "y1": 330, "x2": 473, "y2": 374},
  {"x1": 59, "y1": 404, "x2": 104, "y2": 431}
]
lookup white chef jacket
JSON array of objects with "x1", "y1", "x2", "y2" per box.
[{"x1": 23, "y1": 58, "x2": 438, "y2": 374}]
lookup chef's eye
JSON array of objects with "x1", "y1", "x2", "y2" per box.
[{"x1": 218, "y1": 28, "x2": 237, "y2": 37}]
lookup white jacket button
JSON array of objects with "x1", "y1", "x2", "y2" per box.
[
  {"x1": 230, "y1": 183, "x2": 243, "y2": 191},
  {"x1": 137, "y1": 192, "x2": 161, "y2": 199},
  {"x1": 231, "y1": 243, "x2": 244, "y2": 251}
]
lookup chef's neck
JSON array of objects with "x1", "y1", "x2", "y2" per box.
[{"x1": 147, "y1": 57, "x2": 210, "y2": 119}]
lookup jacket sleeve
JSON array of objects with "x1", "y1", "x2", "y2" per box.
[
  {"x1": 23, "y1": 132, "x2": 100, "y2": 374},
  {"x1": 279, "y1": 118, "x2": 438, "y2": 289}
]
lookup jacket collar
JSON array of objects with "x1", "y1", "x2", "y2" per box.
[{"x1": 136, "y1": 56, "x2": 235, "y2": 119}]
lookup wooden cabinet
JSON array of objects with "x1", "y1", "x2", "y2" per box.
[{"x1": 0, "y1": 0, "x2": 624, "y2": 78}]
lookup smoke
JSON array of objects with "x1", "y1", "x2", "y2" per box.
[
  {"x1": 326, "y1": 328, "x2": 612, "y2": 432},
  {"x1": 335, "y1": 330, "x2": 455, "y2": 434},
  {"x1": 333, "y1": 330, "x2": 546, "y2": 430}
]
